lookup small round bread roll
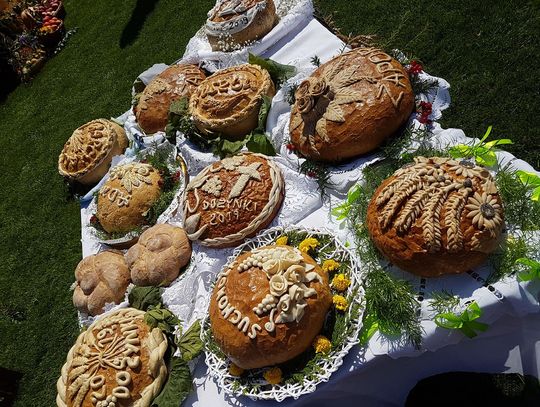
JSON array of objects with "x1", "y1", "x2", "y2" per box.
[
  {"x1": 58, "y1": 119, "x2": 128, "y2": 185},
  {"x1": 72, "y1": 251, "x2": 130, "y2": 316},
  {"x1": 96, "y1": 163, "x2": 162, "y2": 234},
  {"x1": 209, "y1": 245, "x2": 332, "y2": 369},
  {"x1": 367, "y1": 156, "x2": 504, "y2": 277},
  {"x1": 206, "y1": 0, "x2": 279, "y2": 52},
  {"x1": 189, "y1": 64, "x2": 275, "y2": 139},
  {"x1": 126, "y1": 224, "x2": 192, "y2": 287}
]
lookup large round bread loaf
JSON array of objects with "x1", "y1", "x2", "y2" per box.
[
  {"x1": 290, "y1": 47, "x2": 415, "y2": 163},
  {"x1": 209, "y1": 245, "x2": 332, "y2": 369},
  {"x1": 367, "y1": 157, "x2": 504, "y2": 277}
]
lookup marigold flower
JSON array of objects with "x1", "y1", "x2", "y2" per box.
[
  {"x1": 322, "y1": 259, "x2": 340, "y2": 273},
  {"x1": 333, "y1": 294, "x2": 348, "y2": 311},
  {"x1": 298, "y1": 237, "x2": 319, "y2": 253},
  {"x1": 331, "y1": 273, "x2": 351, "y2": 292},
  {"x1": 312, "y1": 335, "x2": 332, "y2": 354},
  {"x1": 275, "y1": 235, "x2": 288, "y2": 246},
  {"x1": 263, "y1": 367, "x2": 282, "y2": 385},
  {"x1": 228, "y1": 363, "x2": 244, "y2": 376}
]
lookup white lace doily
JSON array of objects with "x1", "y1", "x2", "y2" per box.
[{"x1": 201, "y1": 226, "x2": 366, "y2": 402}]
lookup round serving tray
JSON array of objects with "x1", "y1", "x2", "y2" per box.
[{"x1": 201, "y1": 225, "x2": 366, "y2": 402}]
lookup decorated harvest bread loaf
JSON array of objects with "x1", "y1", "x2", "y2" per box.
[
  {"x1": 72, "y1": 251, "x2": 130, "y2": 316},
  {"x1": 206, "y1": 0, "x2": 279, "y2": 52},
  {"x1": 96, "y1": 163, "x2": 162, "y2": 234},
  {"x1": 209, "y1": 245, "x2": 332, "y2": 369},
  {"x1": 290, "y1": 47, "x2": 415, "y2": 163},
  {"x1": 133, "y1": 64, "x2": 206, "y2": 134},
  {"x1": 56, "y1": 308, "x2": 168, "y2": 407},
  {"x1": 367, "y1": 157, "x2": 504, "y2": 277},
  {"x1": 58, "y1": 119, "x2": 128, "y2": 185},
  {"x1": 183, "y1": 153, "x2": 284, "y2": 248},
  {"x1": 126, "y1": 224, "x2": 192, "y2": 286},
  {"x1": 189, "y1": 64, "x2": 275, "y2": 139}
]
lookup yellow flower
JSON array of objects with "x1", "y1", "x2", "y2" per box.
[
  {"x1": 322, "y1": 259, "x2": 340, "y2": 273},
  {"x1": 331, "y1": 273, "x2": 351, "y2": 292},
  {"x1": 298, "y1": 237, "x2": 319, "y2": 253},
  {"x1": 312, "y1": 335, "x2": 332, "y2": 354},
  {"x1": 275, "y1": 235, "x2": 288, "y2": 245},
  {"x1": 333, "y1": 294, "x2": 348, "y2": 311},
  {"x1": 228, "y1": 363, "x2": 244, "y2": 376},
  {"x1": 263, "y1": 367, "x2": 282, "y2": 385}
]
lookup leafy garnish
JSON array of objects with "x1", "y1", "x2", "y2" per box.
[
  {"x1": 144, "y1": 304, "x2": 181, "y2": 334},
  {"x1": 515, "y1": 257, "x2": 540, "y2": 282},
  {"x1": 129, "y1": 286, "x2": 162, "y2": 311},
  {"x1": 151, "y1": 357, "x2": 192, "y2": 407},
  {"x1": 516, "y1": 170, "x2": 540, "y2": 201},
  {"x1": 248, "y1": 53, "x2": 296, "y2": 87},
  {"x1": 177, "y1": 320, "x2": 203, "y2": 362},
  {"x1": 428, "y1": 290, "x2": 460, "y2": 314},
  {"x1": 331, "y1": 184, "x2": 361, "y2": 221}
]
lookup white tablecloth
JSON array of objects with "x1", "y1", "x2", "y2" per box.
[{"x1": 77, "y1": 4, "x2": 540, "y2": 405}]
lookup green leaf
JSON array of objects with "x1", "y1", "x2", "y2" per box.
[
  {"x1": 129, "y1": 286, "x2": 162, "y2": 311},
  {"x1": 484, "y1": 138, "x2": 513, "y2": 148},
  {"x1": 177, "y1": 320, "x2": 203, "y2": 362},
  {"x1": 151, "y1": 357, "x2": 192, "y2": 407},
  {"x1": 211, "y1": 137, "x2": 246, "y2": 159},
  {"x1": 433, "y1": 301, "x2": 488, "y2": 338},
  {"x1": 479, "y1": 125, "x2": 493, "y2": 142},
  {"x1": 516, "y1": 257, "x2": 540, "y2": 282},
  {"x1": 248, "y1": 53, "x2": 296, "y2": 86},
  {"x1": 256, "y1": 94, "x2": 272, "y2": 133},
  {"x1": 448, "y1": 144, "x2": 472, "y2": 159},
  {"x1": 144, "y1": 305, "x2": 180, "y2": 334},
  {"x1": 359, "y1": 313, "x2": 379, "y2": 345},
  {"x1": 516, "y1": 170, "x2": 540, "y2": 188},
  {"x1": 245, "y1": 133, "x2": 276, "y2": 156}
]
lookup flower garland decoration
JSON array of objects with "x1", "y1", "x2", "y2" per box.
[{"x1": 203, "y1": 228, "x2": 363, "y2": 399}]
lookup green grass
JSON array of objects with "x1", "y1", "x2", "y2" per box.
[
  {"x1": 316, "y1": 0, "x2": 540, "y2": 168},
  {"x1": 0, "y1": 0, "x2": 538, "y2": 405}
]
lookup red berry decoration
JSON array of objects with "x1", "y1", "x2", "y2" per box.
[{"x1": 408, "y1": 60, "x2": 423, "y2": 75}]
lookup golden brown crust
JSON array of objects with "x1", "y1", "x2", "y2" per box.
[
  {"x1": 366, "y1": 157, "x2": 504, "y2": 277},
  {"x1": 290, "y1": 47, "x2": 415, "y2": 163},
  {"x1": 209, "y1": 245, "x2": 332, "y2": 369},
  {"x1": 189, "y1": 64, "x2": 275, "y2": 139},
  {"x1": 73, "y1": 251, "x2": 131, "y2": 316},
  {"x1": 96, "y1": 163, "x2": 163, "y2": 234},
  {"x1": 134, "y1": 64, "x2": 206, "y2": 134},
  {"x1": 58, "y1": 119, "x2": 128, "y2": 185},
  {"x1": 206, "y1": 0, "x2": 279, "y2": 52},
  {"x1": 126, "y1": 224, "x2": 192, "y2": 287},
  {"x1": 183, "y1": 153, "x2": 284, "y2": 248},
  {"x1": 57, "y1": 308, "x2": 168, "y2": 407}
]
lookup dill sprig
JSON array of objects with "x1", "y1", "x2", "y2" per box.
[
  {"x1": 310, "y1": 55, "x2": 321, "y2": 67},
  {"x1": 429, "y1": 290, "x2": 460, "y2": 314},
  {"x1": 299, "y1": 159, "x2": 332, "y2": 198},
  {"x1": 495, "y1": 165, "x2": 540, "y2": 231},
  {"x1": 487, "y1": 235, "x2": 531, "y2": 284},
  {"x1": 285, "y1": 82, "x2": 299, "y2": 105}
]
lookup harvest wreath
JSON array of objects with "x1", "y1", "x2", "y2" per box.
[
  {"x1": 333, "y1": 128, "x2": 540, "y2": 347},
  {"x1": 202, "y1": 226, "x2": 364, "y2": 401}
]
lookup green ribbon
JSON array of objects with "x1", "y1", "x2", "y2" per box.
[
  {"x1": 515, "y1": 257, "x2": 540, "y2": 282},
  {"x1": 448, "y1": 126, "x2": 513, "y2": 167},
  {"x1": 359, "y1": 313, "x2": 379, "y2": 345},
  {"x1": 434, "y1": 302, "x2": 488, "y2": 338}
]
